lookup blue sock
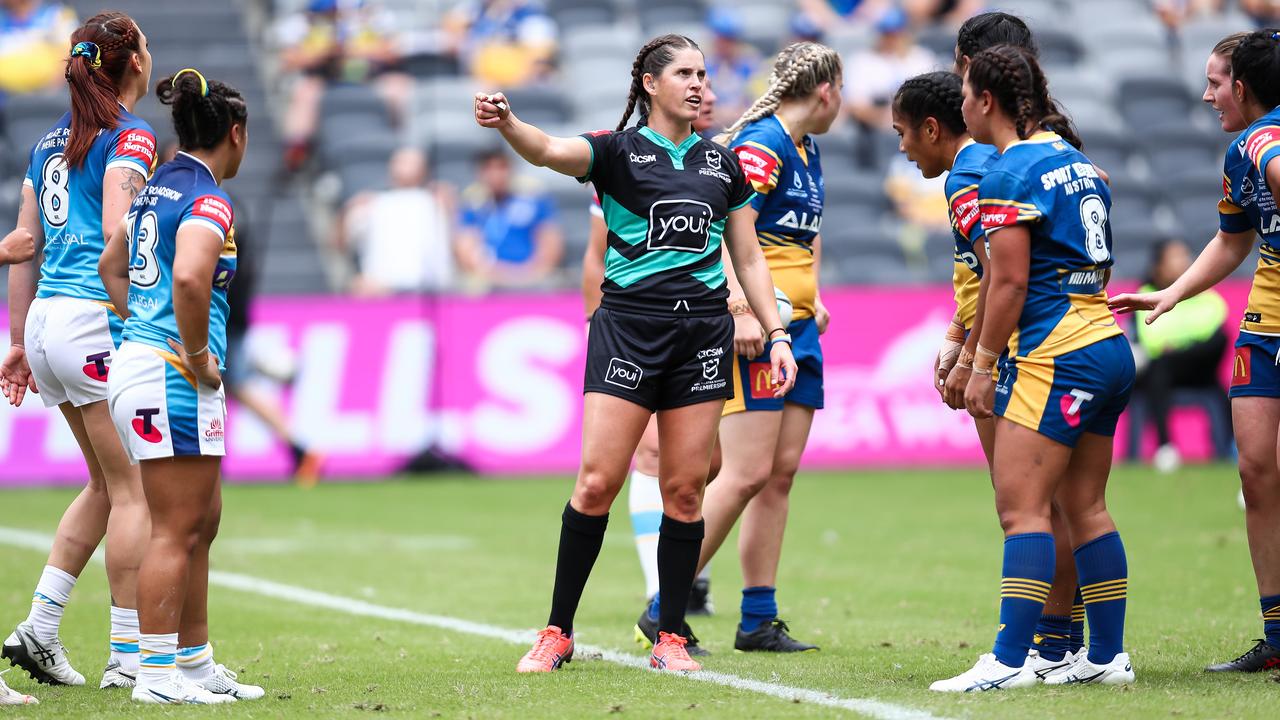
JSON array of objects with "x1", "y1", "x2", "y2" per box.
[
  {"x1": 740, "y1": 586, "x2": 777, "y2": 633},
  {"x1": 1075, "y1": 532, "x2": 1128, "y2": 665},
  {"x1": 1262, "y1": 594, "x2": 1280, "y2": 648},
  {"x1": 992, "y1": 533, "x2": 1055, "y2": 668},
  {"x1": 1070, "y1": 588, "x2": 1086, "y2": 653},
  {"x1": 647, "y1": 593, "x2": 660, "y2": 622},
  {"x1": 1032, "y1": 614, "x2": 1072, "y2": 662}
]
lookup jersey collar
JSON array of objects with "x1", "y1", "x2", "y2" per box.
[
  {"x1": 772, "y1": 115, "x2": 809, "y2": 166},
  {"x1": 638, "y1": 125, "x2": 701, "y2": 170},
  {"x1": 178, "y1": 151, "x2": 217, "y2": 183},
  {"x1": 1002, "y1": 130, "x2": 1060, "y2": 152}
]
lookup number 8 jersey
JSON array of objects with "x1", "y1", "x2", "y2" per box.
[
  {"x1": 978, "y1": 131, "x2": 1122, "y2": 360},
  {"x1": 24, "y1": 108, "x2": 156, "y2": 301},
  {"x1": 121, "y1": 152, "x2": 237, "y2": 367}
]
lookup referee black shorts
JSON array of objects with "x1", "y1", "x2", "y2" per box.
[{"x1": 584, "y1": 307, "x2": 734, "y2": 411}]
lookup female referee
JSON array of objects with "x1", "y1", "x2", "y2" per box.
[
  {"x1": 101, "y1": 69, "x2": 261, "y2": 704},
  {"x1": 0, "y1": 12, "x2": 155, "y2": 689},
  {"x1": 931, "y1": 44, "x2": 1136, "y2": 691},
  {"x1": 477, "y1": 33, "x2": 797, "y2": 674},
  {"x1": 1113, "y1": 29, "x2": 1280, "y2": 673}
]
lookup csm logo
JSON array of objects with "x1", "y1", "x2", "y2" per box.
[
  {"x1": 648, "y1": 199, "x2": 712, "y2": 252},
  {"x1": 630, "y1": 153, "x2": 656, "y2": 164},
  {"x1": 605, "y1": 358, "x2": 642, "y2": 390}
]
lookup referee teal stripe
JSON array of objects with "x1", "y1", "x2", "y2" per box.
[{"x1": 600, "y1": 194, "x2": 647, "y2": 247}]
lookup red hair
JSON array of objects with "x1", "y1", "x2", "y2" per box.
[{"x1": 64, "y1": 12, "x2": 142, "y2": 169}]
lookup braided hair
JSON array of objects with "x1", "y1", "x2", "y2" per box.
[
  {"x1": 1231, "y1": 29, "x2": 1280, "y2": 110},
  {"x1": 156, "y1": 70, "x2": 248, "y2": 152},
  {"x1": 64, "y1": 12, "x2": 143, "y2": 169},
  {"x1": 718, "y1": 42, "x2": 843, "y2": 145},
  {"x1": 956, "y1": 12, "x2": 1035, "y2": 64},
  {"x1": 893, "y1": 71, "x2": 966, "y2": 136},
  {"x1": 617, "y1": 34, "x2": 701, "y2": 131},
  {"x1": 967, "y1": 44, "x2": 1082, "y2": 150}
]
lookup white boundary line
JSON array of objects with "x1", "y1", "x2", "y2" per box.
[{"x1": 0, "y1": 526, "x2": 950, "y2": 720}]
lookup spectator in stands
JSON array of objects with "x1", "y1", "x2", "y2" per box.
[
  {"x1": 1131, "y1": 239, "x2": 1231, "y2": 473},
  {"x1": 796, "y1": 0, "x2": 886, "y2": 28},
  {"x1": 275, "y1": 0, "x2": 410, "y2": 171},
  {"x1": 0, "y1": 0, "x2": 76, "y2": 95},
  {"x1": 843, "y1": 7, "x2": 936, "y2": 132},
  {"x1": 1240, "y1": 0, "x2": 1278, "y2": 25},
  {"x1": 1157, "y1": 0, "x2": 1276, "y2": 30},
  {"x1": 455, "y1": 148, "x2": 563, "y2": 290},
  {"x1": 704, "y1": 7, "x2": 763, "y2": 130},
  {"x1": 901, "y1": 0, "x2": 985, "y2": 27},
  {"x1": 443, "y1": 0, "x2": 557, "y2": 87},
  {"x1": 335, "y1": 146, "x2": 455, "y2": 295}
]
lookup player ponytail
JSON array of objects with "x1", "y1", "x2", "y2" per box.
[
  {"x1": 157, "y1": 69, "x2": 248, "y2": 151},
  {"x1": 956, "y1": 12, "x2": 1035, "y2": 64},
  {"x1": 967, "y1": 44, "x2": 1083, "y2": 150},
  {"x1": 63, "y1": 12, "x2": 143, "y2": 169},
  {"x1": 892, "y1": 71, "x2": 966, "y2": 137},
  {"x1": 1230, "y1": 29, "x2": 1280, "y2": 111},
  {"x1": 718, "y1": 42, "x2": 842, "y2": 145},
  {"x1": 617, "y1": 34, "x2": 701, "y2": 131}
]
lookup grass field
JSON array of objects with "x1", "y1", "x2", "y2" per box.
[{"x1": 0, "y1": 464, "x2": 1275, "y2": 719}]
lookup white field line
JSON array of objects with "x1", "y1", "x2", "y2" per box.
[{"x1": 0, "y1": 526, "x2": 951, "y2": 720}]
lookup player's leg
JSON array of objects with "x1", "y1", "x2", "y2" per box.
[
  {"x1": 734, "y1": 402, "x2": 818, "y2": 652},
  {"x1": 1206, "y1": 395, "x2": 1280, "y2": 671},
  {"x1": 1026, "y1": 502, "x2": 1080, "y2": 680},
  {"x1": 697, "y1": 410, "x2": 784, "y2": 571},
  {"x1": 628, "y1": 415, "x2": 662, "y2": 601},
  {"x1": 974, "y1": 415, "x2": 996, "y2": 468}
]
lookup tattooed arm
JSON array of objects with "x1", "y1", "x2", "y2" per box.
[{"x1": 102, "y1": 167, "x2": 146, "y2": 241}]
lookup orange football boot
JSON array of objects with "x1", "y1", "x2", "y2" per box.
[
  {"x1": 516, "y1": 626, "x2": 574, "y2": 673},
  {"x1": 651, "y1": 632, "x2": 701, "y2": 672}
]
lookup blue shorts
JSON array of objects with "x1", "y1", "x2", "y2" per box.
[
  {"x1": 994, "y1": 334, "x2": 1135, "y2": 447},
  {"x1": 725, "y1": 317, "x2": 823, "y2": 415},
  {"x1": 1230, "y1": 332, "x2": 1280, "y2": 398}
]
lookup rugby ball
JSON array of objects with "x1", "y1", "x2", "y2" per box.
[{"x1": 775, "y1": 287, "x2": 793, "y2": 328}]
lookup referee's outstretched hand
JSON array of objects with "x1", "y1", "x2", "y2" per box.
[
  {"x1": 769, "y1": 341, "x2": 797, "y2": 398},
  {"x1": 1108, "y1": 288, "x2": 1177, "y2": 325},
  {"x1": 474, "y1": 92, "x2": 511, "y2": 129}
]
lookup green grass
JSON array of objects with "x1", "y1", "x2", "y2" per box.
[{"x1": 0, "y1": 465, "x2": 1275, "y2": 719}]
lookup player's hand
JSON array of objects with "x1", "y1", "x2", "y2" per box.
[
  {"x1": 733, "y1": 313, "x2": 765, "y2": 359},
  {"x1": 0, "y1": 228, "x2": 34, "y2": 265},
  {"x1": 474, "y1": 92, "x2": 511, "y2": 129},
  {"x1": 0, "y1": 344, "x2": 37, "y2": 407},
  {"x1": 964, "y1": 371, "x2": 995, "y2": 419},
  {"x1": 768, "y1": 340, "x2": 797, "y2": 398},
  {"x1": 813, "y1": 298, "x2": 830, "y2": 335},
  {"x1": 1108, "y1": 289, "x2": 1177, "y2": 324},
  {"x1": 168, "y1": 338, "x2": 222, "y2": 390},
  {"x1": 944, "y1": 363, "x2": 971, "y2": 410}
]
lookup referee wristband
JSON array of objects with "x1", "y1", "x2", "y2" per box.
[{"x1": 770, "y1": 333, "x2": 792, "y2": 346}]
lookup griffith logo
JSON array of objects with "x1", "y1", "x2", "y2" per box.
[
  {"x1": 132, "y1": 408, "x2": 163, "y2": 444},
  {"x1": 205, "y1": 417, "x2": 224, "y2": 442},
  {"x1": 82, "y1": 351, "x2": 110, "y2": 382}
]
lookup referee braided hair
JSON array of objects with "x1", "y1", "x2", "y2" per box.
[
  {"x1": 617, "y1": 34, "x2": 700, "y2": 131},
  {"x1": 967, "y1": 44, "x2": 1082, "y2": 150},
  {"x1": 718, "y1": 42, "x2": 842, "y2": 145},
  {"x1": 1231, "y1": 28, "x2": 1280, "y2": 110},
  {"x1": 156, "y1": 70, "x2": 247, "y2": 151},
  {"x1": 893, "y1": 71, "x2": 966, "y2": 136},
  {"x1": 63, "y1": 12, "x2": 143, "y2": 169}
]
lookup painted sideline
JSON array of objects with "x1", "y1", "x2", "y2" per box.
[{"x1": 0, "y1": 526, "x2": 950, "y2": 720}]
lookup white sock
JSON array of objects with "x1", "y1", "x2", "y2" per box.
[
  {"x1": 26, "y1": 566, "x2": 76, "y2": 642},
  {"x1": 176, "y1": 642, "x2": 216, "y2": 682},
  {"x1": 138, "y1": 633, "x2": 178, "y2": 687},
  {"x1": 109, "y1": 606, "x2": 140, "y2": 674},
  {"x1": 628, "y1": 470, "x2": 662, "y2": 599}
]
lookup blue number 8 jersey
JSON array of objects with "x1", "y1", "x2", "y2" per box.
[
  {"x1": 24, "y1": 108, "x2": 157, "y2": 302},
  {"x1": 121, "y1": 152, "x2": 237, "y2": 369}
]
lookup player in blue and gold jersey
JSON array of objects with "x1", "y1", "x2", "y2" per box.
[
  {"x1": 100, "y1": 69, "x2": 262, "y2": 705},
  {"x1": 931, "y1": 45, "x2": 1136, "y2": 691},
  {"x1": 0, "y1": 11, "x2": 156, "y2": 690},
  {"x1": 1113, "y1": 29, "x2": 1280, "y2": 673}
]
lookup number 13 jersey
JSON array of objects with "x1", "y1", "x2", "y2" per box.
[{"x1": 24, "y1": 107, "x2": 156, "y2": 302}]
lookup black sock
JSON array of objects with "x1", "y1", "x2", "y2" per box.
[
  {"x1": 657, "y1": 515, "x2": 705, "y2": 635},
  {"x1": 546, "y1": 502, "x2": 609, "y2": 635},
  {"x1": 288, "y1": 442, "x2": 306, "y2": 467}
]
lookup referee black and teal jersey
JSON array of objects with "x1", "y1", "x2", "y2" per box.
[
  {"x1": 945, "y1": 140, "x2": 998, "y2": 329},
  {"x1": 578, "y1": 126, "x2": 755, "y2": 316},
  {"x1": 979, "y1": 131, "x2": 1131, "y2": 446},
  {"x1": 730, "y1": 115, "x2": 822, "y2": 320}
]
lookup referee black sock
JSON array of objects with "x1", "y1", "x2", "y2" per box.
[
  {"x1": 546, "y1": 502, "x2": 609, "y2": 635},
  {"x1": 657, "y1": 514, "x2": 705, "y2": 635}
]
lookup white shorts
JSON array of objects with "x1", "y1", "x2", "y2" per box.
[
  {"x1": 25, "y1": 296, "x2": 123, "y2": 408},
  {"x1": 108, "y1": 341, "x2": 227, "y2": 463}
]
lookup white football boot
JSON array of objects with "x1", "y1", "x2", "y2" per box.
[
  {"x1": 1043, "y1": 651, "x2": 1135, "y2": 686},
  {"x1": 195, "y1": 664, "x2": 264, "y2": 700},
  {"x1": 2, "y1": 622, "x2": 85, "y2": 686},
  {"x1": 132, "y1": 670, "x2": 236, "y2": 704},
  {"x1": 0, "y1": 670, "x2": 37, "y2": 706},
  {"x1": 929, "y1": 653, "x2": 1038, "y2": 692},
  {"x1": 1026, "y1": 647, "x2": 1078, "y2": 683},
  {"x1": 99, "y1": 658, "x2": 137, "y2": 689}
]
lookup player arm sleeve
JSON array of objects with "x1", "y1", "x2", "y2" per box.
[
  {"x1": 180, "y1": 194, "x2": 234, "y2": 243},
  {"x1": 105, "y1": 126, "x2": 158, "y2": 179},
  {"x1": 977, "y1": 170, "x2": 1042, "y2": 236},
  {"x1": 1218, "y1": 172, "x2": 1254, "y2": 234},
  {"x1": 948, "y1": 182, "x2": 985, "y2": 247},
  {"x1": 732, "y1": 140, "x2": 781, "y2": 198}
]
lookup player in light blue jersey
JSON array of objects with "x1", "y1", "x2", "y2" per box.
[
  {"x1": 0, "y1": 11, "x2": 156, "y2": 691},
  {"x1": 100, "y1": 69, "x2": 261, "y2": 705}
]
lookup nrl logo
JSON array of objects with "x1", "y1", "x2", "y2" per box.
[{"x1": 705, "y1": 150, "x2": 721, "y2": 171}]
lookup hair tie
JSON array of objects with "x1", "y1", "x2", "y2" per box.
[
  {"x1": 1272, "y1": 31, "x2": 1280, "y2": 41},
  {"x1": 70, "y1": 41, "x2": 101, "y2": 69},
  {"x1": 173, "y1": 68, "x2": 209, "y2": 97}
]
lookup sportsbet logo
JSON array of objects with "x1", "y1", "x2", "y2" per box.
[{"x1": 648, "y1": 199, "x2": 712, "y2": 253}]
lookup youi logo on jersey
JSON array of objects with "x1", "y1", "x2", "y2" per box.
[{"x1": 647, "y1": 199, "x2": 712, "y2": 252}]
